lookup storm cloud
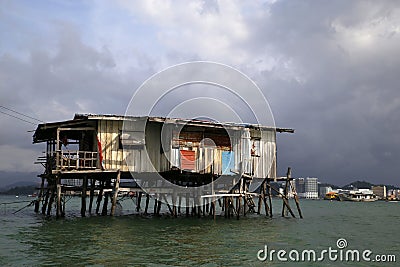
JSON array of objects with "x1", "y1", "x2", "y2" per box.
[{"x1": 0, "y1": 0, "x2": 399, "y2": 186}]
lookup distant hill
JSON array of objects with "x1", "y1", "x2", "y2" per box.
[
  {"x1": 342, "y1": 180, "x2": 373, "y2": 190},
  {"x1": 0, "y1": 171, "x2": 39, "y2": 189},
  {"x1": 341, "y1": 180, "x2": 399, "y2": 190},
  {"x1": 0, "y1": 185, "x2": 37, "y2": 195}
]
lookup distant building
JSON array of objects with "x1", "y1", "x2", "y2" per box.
[
  {"x1": 296, "y1": 177, "x2": 319, "y2": 199},
  {"x1": 295, "y1": 178, "x2": 305, "y2": 195},
  {"x1": 371, "y1": 186, "x2": 387, "y2": 199}
]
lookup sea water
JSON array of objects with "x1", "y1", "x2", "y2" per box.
[{"x1": 0, "y1": 195, "x2": 398, "y2": 266}]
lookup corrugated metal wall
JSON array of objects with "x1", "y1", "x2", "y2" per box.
[{"x1": 97, "y1": 118, "x2": 276, "y2": 178}]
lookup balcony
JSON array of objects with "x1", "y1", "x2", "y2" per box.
[{"x1": 57, "y1": 150, "x2": 99, "y2": 170}]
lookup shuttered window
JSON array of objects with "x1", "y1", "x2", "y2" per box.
[{"x1": 180, "y1": 150, "x2": 196, "y2": 171}]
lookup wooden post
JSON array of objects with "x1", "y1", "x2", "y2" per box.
[
  {"x1": 178, "y1": 194, "x2": 182, "y2": 214},
  {"x1": 81, "y1": 176, "x2": 87, "y2": 217},
  {"x1": 96, "y1": 180, "x2": 104, "y2": 215},
  {"x1": 185, "y1": 193, "x2": 190, "y2": 217},
  {"x1": 291, "y1": 180, "x2": 303, "y2": 219},
  {"x1": 262, "y1": 182, "x2": 269, "y2": 217},
  {"x1": 172, "y1": 192, "x2": 177, "y2": 217},
  {"x1": 224, "y1": 197, "x2": 228, "y2": 218},
  {"x1": 156, "y1": 199, "x2": 162, "y2": 216},
  {"x1": 268, "y1": 183, "x2": 296, "y2": 218},
  {"x1": 101, "y1": 179, "x2": 111, "y2": 216},
  {"x1": 47, "y1": 188, "x2": 55, "y2": 216},
  {"x1": 61, "y1": 192, "x2": 65, "y2": 217},
  {"x1": 144, "y1": 194, "x2": 150, "y2": 215},
  {"x1": 110, "y1": 171, "x2": 121, "y2": 216},
  {"x1": 153, "y1": 194, "x2": 158, "y2": 215},
  {"x1": 163, "y1": 194, "x2": 174, "y2": 216},
  {"x1": 281, "y1": 168, "x2": 291, "y2": 217},
  {"x1": 236, "y1": 196, "x2": 241, "y2": 220},
  {"x1": 35, "y1": 177, "x2": 45, "y2": 213},
  {"x1": 102, "y1": 192, "x2": 109, "y2": 216},
  {"x1": 88, "y1": 178, "x2": 95, "y2": 214},
  {"x1": 42, "y1": 188, "x2": 50, "y2": 215},
  {"x1": 257, "y1": 191, "x2": 262, "y2": 215},
  {"x1": 197, "y1": 196, "x2": 201, "y2": 218},
  {"x1": 136, "y1": 191, "x2": 143, "y2": 212},
  {"x1": 56, "y1": 182, "x2": 61, "y2": 218},
  {"x1": 267, "y1": 179, "x2": 273, "y2": 217}
]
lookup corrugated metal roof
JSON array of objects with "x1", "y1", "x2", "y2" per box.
[{"x1": 73, "y1": 113, "x2": 294, "y2": 132}]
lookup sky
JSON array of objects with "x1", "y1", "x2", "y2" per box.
[{"x1": 0, "y1": 0, "x2": 399, "y2": 187}]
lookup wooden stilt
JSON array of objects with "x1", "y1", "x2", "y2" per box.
[
  {"x1": 56, "y1": 182, "x2": 61, "y2": 218},
  {"x1": 224, "y1": 197, "x2": 228, "y2": 218},
  {"x1": 35, "y1": 177, "x2": 45, "y2": 213},
  {"x1": 42, "y1": 188, "x2": 50, "y2": 215},
  {"x1": 185, "y1": 193, "x2": 190, "y2": 217},
  {"x1": 61, "y1": 192, "x2": 65, "y2": 217},
  {"x1": 88, "y1": 179, "x2": 95, "y2": 214},
  {"x1": 47, "y1": 188, "x2": 55, "y2": 216},
  {"x1": 96, "y1": 180, "x2": 104, "y2": 215},
  {"x1": 162, "y1": 194, "x2": 174, "y2": 215},
  {"x1": 156, "y1": 199, "x2": 162, "y2": 216},
  {"x1": 81, "y1": 176, "x2": 87, "y2": 217},
  {"x1": 262, "y1": 182, "x2": 270, "y2": 217},
  {"x1": 236, "y1": 196, "x2": 241, "y2": 220},
  {"x1": 291, "y1": 180, "x2": 303, "y2": 218},
  {"x1": 172, "y1": 192, "x2": 177, "y2": 217},
  {"x1": 268, "y1": 183, "x2": 296, "y2": 218},
  {"x1": 136, "y1": 191, "x2": 143, "y2": 212},
  {"x1": 101, "y1": 179, "x2": 110, "y2": 216},
  {"x1": 257, "y1": 193, "x2": 262, "y2": 215},
  {"x1": 197, "y1": 196, "x2": 201, "y2": 218},
  {"x1": 101, "y1": 192, "x2": 109, "y2": 216},
  {"x1": 267, "y1": 179, "x2": 273, "y2": 217},
  {"x1": 144, "y1": 194, "x2": 150, "y2": 215},
  {"x1": 153, "y1": 194, "x2": 158, "y2": 215},
  {"x1": 202, "y1": 198, "x2": 206, "y2": 217},
  {"x1": 281, "y1": 168, "x2": 291, "y2": 217},
  {"x1": 178, "y1": 194, "x2": 182, "y2": 214},
  {"x1": 110, "y1": 171, "x2": 120, "y2": 216}
]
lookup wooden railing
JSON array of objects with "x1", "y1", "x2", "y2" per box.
[{"x1": 57, "y1": 150, "x2": 98, "y2": 170}]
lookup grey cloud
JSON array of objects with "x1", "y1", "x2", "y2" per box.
[{"x1": 1, "y1": 0, "x2": 399, "y2": 187}]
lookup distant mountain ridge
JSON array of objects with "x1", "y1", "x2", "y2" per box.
[
  {"x1": 0, "y1": 171, "x2": 38, "y2": 189},
  {"x1": 0, "y1": 185, "x2": 37, "y2": 195}
]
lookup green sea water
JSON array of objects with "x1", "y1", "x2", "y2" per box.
[{"x1": 0, "y1": 195, "x2": 398, "y2": 266}]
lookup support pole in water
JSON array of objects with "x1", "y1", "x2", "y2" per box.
[
  {"x1": 110, "y1": 170, "x2": 121, "y2": 216},
  {"x1": 144, "y1": 193, "x2": 150, "y2": 215},
  {"x1": 88, "y1": 178, "x2": 95, "y2": 214},
  {"x1": 35, "y1": 177, "x2": 45, "y2": 213},
  {"x1": 96, "y1": 180, "x2": 104, "y2": 215},
  {"x1": 267, "y1": 179, "x2": 273, "y2": 218},
  {"x1": 81, "y1": 176, "x2": 87, "y2": 217},
  {"x1": 281, "y1": 168, "x2": 291, "y2": 217},
  {"x1": 56, "y1": 179, "x2": 61, "y2": 218}
]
